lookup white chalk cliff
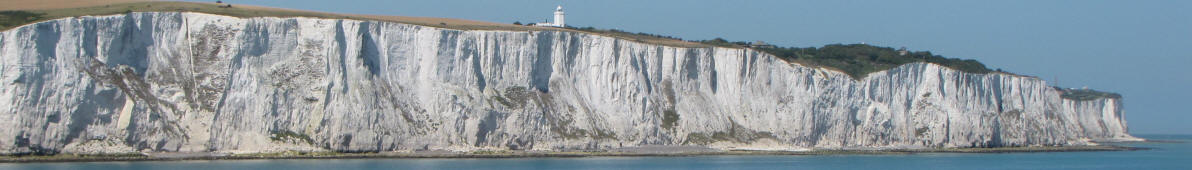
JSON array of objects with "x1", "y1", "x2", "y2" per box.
[{"x1": 0, "y1": 13, "x2": 1138, "y2": 154}]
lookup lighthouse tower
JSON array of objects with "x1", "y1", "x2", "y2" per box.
[{"x1": 553, "y1": 5, "x2": 565, "y2": 27}]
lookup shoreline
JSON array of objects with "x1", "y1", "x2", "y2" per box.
[{"x1": 0, "y1": 145, "x2": 1145, "y2": 163}]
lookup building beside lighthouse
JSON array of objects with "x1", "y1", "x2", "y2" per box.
[{"x1": 534, "y1": 5, "x2": 566, "y2": 27}]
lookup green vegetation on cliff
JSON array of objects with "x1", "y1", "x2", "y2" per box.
[
  {"x1": 270, "y1": 130, "x2": 314, "y2": 144},
  {"x1": 1056, "y1": 87, "x2": 1122, "y2": 101},
  {"x1": 764, "y1": 44, "x2": 993, "y2": 78},
  {"x1": 698, "y1": 38, "x2": 994, "y2": 79}
]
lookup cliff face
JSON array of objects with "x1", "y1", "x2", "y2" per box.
[{"x1": 0, "y1": 13, "x2": 1136, "y2": 154}]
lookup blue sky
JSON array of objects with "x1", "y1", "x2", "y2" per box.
[{"x1": 194, "y1": 0, "x2": 1191, "y2": 134}]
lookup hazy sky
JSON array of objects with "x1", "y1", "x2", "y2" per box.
[{"x1": 189, "y1": 0, "x2": 1191, "y2": 134}]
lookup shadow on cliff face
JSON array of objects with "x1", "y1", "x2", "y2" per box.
[
  {"x1": 33, "y1": 21, "x2": 59, "y2": 60},
  {"x1": 357, "y1": 22, "x2": 382, "y2": 75},
  {"x1": 530, "y1": 31, "x2": 555, "y2": 93},
  {"x1": 105, "y1": 13, "x2": 162, "y2": 74}
]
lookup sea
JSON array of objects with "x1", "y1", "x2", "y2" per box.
[{"x1": 2, "y1": 134, "x2": 1187, "y2": 170}]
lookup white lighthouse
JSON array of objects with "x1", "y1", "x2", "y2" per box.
[
  {"x1": 534, "y1": 5, "x2": 566, "y2": 27},
  {"x1": 553, "y1": 5, "x2": 565, "y2": 27}
]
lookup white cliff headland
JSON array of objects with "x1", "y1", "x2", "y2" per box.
[{"x1": 0, "y1": 12, "x2": 1139, "y2": 156}]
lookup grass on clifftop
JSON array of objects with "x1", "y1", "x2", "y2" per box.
[{"x1": 0, "y1": 11, "x2": 44, "y2": 30}]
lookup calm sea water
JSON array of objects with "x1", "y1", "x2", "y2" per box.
[{"x1": 2, "y1": 134, "x2": 1187, "y2": 170}]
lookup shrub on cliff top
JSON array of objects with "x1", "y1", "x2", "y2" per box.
[{"x1": 756, "y1": 44, "x2": 994, "y2": 79}]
